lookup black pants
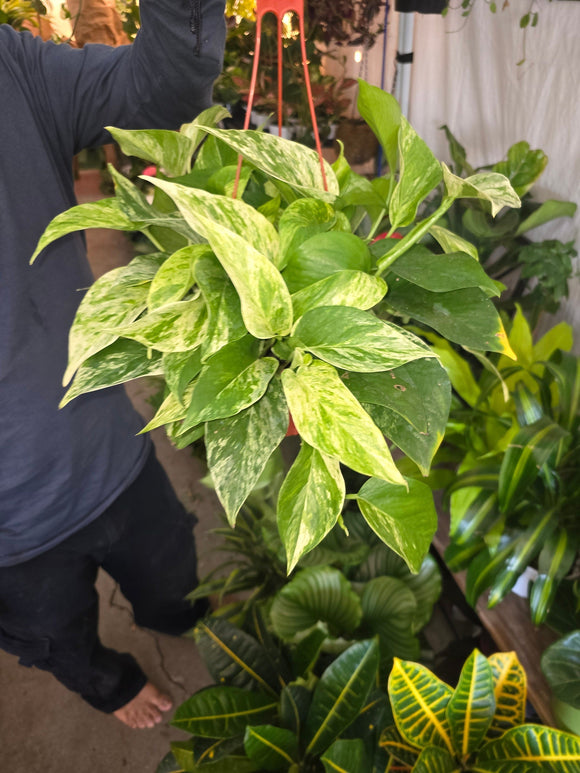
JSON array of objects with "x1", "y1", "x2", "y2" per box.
[{"x1": 0, "y1": 448, "x2": 206, "y2": 713}]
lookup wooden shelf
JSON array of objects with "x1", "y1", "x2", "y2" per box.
[{"x1": 433, "y1": 512, "x2": 558, "y2": 727}]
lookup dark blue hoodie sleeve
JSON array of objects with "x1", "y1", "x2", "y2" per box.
[{"x1": 3, "y1": 0, "x2": 226, "y2": 155}]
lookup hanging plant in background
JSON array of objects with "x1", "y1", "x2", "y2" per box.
[
  {"x1": 0, "y1": 0, "x2": 44, "y2": 29},
  {"x1": 31, "y1": 82, "x2": 520, "y2": 577}
]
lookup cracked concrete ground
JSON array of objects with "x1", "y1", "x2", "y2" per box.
[{"x1": 0, "y1": 169, "x2": 223, "y2": 772}]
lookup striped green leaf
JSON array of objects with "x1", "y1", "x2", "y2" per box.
[
  {"x1": 442, "y1": 164, "x2": 521, "y2": 217},
  {"x1": 194, "y1": 619, "x2": 282, "y2": 696},
  {"x1": 464, "y1": 538, "x2": 520, "y2": 608},
  {"x1": 498, "y1": 418, "x2": 570, "y2": 513},
  {"x1": 446, "y1": 649, "x2": 495, "y2": 757},
  {"x1": 451, "y1": 491, "x2": 499, "y2": 546},
  {"x1": 281, "y1": 360, "x2": 405, "y2": 485},
  {"x1": 388, "y1": 658, "x2": 454, "y2": 754},
  {"x1": 171, "y1": 686, "x2": 277, "y2": 738},
  {"x1": 513, "y1": 383, "x2": 544, "y2": 427},
  {"x1": 487, "y1": 652, "x2": 527, "y2": 739},
  {"x1": 305, "y1": 639, "x2": 380, "y2": 755},
  {"x1": 477, "y1": 724, "x2": 580, "y2": 771},
  {"x1": 277, "y1": 442, "x2": 345, "y2": 573},
  {"x1": 488, "y1": 510, "x2": 558, "y2": 608},
  {"x1": 360, "y1": 576, "x2": 420, "y2": 662},
  {"x1": 380, "y1": 725, "x2": 420, "y2": 766},
  {"x1": 206, "y1": 379, "x2": 288, "y2": 527},
  {"x1": 356, "y1": 477, "x2": 437, "y2": 574},
  {"x1": 292, "y1": 306, "x2": 434, "y2": 373},
  {"x1": 244, "y1": 725, "x2": 298, "y2": 770},
  {"x1": 389, "y1": 117, "x2": 443, "y2": 230},
  {"x1": 321, "y1": 738, "x2": 366, "y2": 773},
  {"x1": 530, "y1": 530, "x2": 577, "y2": 625},
  {"x1": 413, "y1": 745, "x2": 461, "y2": 773},
  {"x1": 270, "y1": 566, "x2": 362, "y2": 641},
  {"x1": 545, "y1": 351, "x2": 580, "y2": 433},
  {"x1": 200, "y1": 126, "x2": 339, "y2": 201},
  {"x1": 60, "y1": 339, "x2": 163, "y2": 407},
  {"x1": 140, "y1": 387, "x2": 193, "y2": 434}
]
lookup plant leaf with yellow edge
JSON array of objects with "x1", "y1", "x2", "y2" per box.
[
  {"x1": 388, "y1": 658, "x2": 454, "y2": 755},
  {"x1": 486, "y1": 652, "x2": 527, "y2": 739},
  {"x1": 477, "y1": 724, "x2": 580, "y2": 771},
  {"x1": 446, "y1": 649, "x2": 495, "y2": 758}
]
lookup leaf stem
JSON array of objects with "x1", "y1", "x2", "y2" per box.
[{"x1": 375, "y1": 197, "x2": 455, "y2": 276}]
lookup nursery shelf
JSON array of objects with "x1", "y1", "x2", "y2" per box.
[{"x1": 433, "y1": 512, "x2": 559, "y2": 728}]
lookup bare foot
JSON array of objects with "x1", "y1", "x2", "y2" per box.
[{"x1": 113, "y1": 682, "x2": 173, "y2": 729}]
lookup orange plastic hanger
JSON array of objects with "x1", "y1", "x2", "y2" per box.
[{"x1": 233, "y1": 0, "x2": 328, "y2": 197}]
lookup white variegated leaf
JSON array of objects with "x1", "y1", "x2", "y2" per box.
[
  {"x1": 291, "y1": 271, "x2": 387, "y2": 319},
  {"x1": 199, "y1": 127, "x2": 339, "y2": 201},
  {"x1": 60, "y1": 340, "x2": 163, "y2": 407},
  {"x1": 282, "y1": 359, "x2": 405, "y2": 485},
  {"x1": 442, "y1": 164, "x2": 521, "y2": 217},
  {"x1": 115, "y1": 297, "x2": 208, "y2": 352}
]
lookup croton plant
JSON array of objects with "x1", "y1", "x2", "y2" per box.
[{"x1": 31, "y1": 80, "x2": 520, "y2": 575}]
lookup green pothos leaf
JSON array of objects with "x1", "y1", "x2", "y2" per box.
[
  {"x1": 277, "y1": 441, "x2": 346, "y2": 573},
  {"x1": 205, "y1": 378, "x2": 288, "y2": 526},
  {"x1": 281, "y1": 359, "x2": 405, "y2": 485}
]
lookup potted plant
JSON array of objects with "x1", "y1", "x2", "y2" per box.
[
  {"x1": 430, "y1": 126, "x2": 578, "y2": 328},
  {"x1": 382, "y1": 647, "x2": 580, "y2": 770},
  {"x1": 31, "y1": 81, "x2": 520, "y2": 578},
  {"x1": 425, "y1": 309, "x2": 580, "y2": 626},
  {"x1": 159, "y1": 617, "x2": 391, "y2": 772}
]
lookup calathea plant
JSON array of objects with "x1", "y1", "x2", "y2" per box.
[
  {"x1": 382, "y1": 648, "x2": 580, "y2": 771},
  {"x1": 31, "y1": 81, "x2": 519, "y2": 575}
]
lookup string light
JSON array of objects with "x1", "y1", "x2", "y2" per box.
[{"x1": 354, "y1": 49, "x2": 363, "y2": 63}]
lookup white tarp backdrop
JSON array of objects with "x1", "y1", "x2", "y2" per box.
[{"x1": 408, "y1": 0, "x2": 580, "y2": 345}]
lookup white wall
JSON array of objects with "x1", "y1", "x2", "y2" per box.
[{"x1": 407, "y1": 0, "x2": 580, "y2": 344}]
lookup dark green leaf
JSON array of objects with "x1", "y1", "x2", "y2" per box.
[
  {"x1": 321, "y1": 738, "x2": 366, "y2": 773},
  {"x1": 244, "y1": 725, "x2": 298, "y2": 770},
  {"x1": 304, "y1": 639, "x2": 380, "y2": 756},
  {"x1": 171, "y1": 686, "x2": 277, "y2": 738}
]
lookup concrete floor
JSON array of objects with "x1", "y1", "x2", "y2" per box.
[{"x1": 0, "y1": 169, "x2": 223, "y2": 772}]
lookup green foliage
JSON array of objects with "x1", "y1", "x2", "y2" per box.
[
  {"x1": 0, "y1": 0, "x2": 41, "y2": 29},
  {"x1": 382, "y1": 649, "x2": 580, "y2": 771},
  {"x1": 32, "y1": 85, "x2": 519, "y2": 576},
  {"x1": 542, "y1": 631, "x2": 580, "y2": 711},
  {"x1": 433, "y1": 309, "x2": 580, "y2": 625},
  {"x1": 434, "y1": 127, "x2": 577, "y2": 328},
  {"x1": 159, "y1": 613, "x2": 390, "y2": 773}
]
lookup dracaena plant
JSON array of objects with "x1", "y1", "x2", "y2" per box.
[
  {"x1": 31, "y1": 80, "x2": 519, "y2": 576},
  {"x1": 382, "y1": 648, "x2": 580, "y2": 772},
  {"x1": 426, "y1": 309, "x2": 580, "y2": 626},
  {"x1": 159, "y1": 613, "x2": 392, "y2": 773}
]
